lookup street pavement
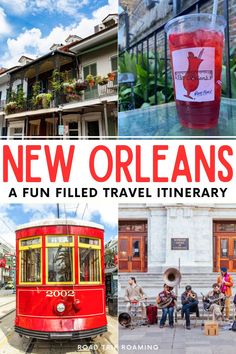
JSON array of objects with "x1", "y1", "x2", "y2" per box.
[{"x1": 119, "y1": 321, "x2": 236, "y2": 354}]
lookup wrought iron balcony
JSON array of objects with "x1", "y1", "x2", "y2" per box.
[{"x1": 4, "y1": 82, "x2": 118, "y2": 115}]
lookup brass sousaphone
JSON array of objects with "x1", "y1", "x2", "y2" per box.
[{"x1": 157, "y1": 267, "x2": 182, "y2": 309}]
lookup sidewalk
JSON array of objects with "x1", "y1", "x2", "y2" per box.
[{"x1": 119, "y1": 321, "x2": 236, "y2": 354}]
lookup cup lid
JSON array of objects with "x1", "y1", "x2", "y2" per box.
[{"x1": 165, "y1": 13, "x2": 226, "y2": 34}]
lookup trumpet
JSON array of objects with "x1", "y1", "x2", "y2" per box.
[{"x1": 187, "y1": 291, "x2": 196, "y2": 300}]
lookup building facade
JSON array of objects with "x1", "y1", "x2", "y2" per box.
[
  {"x1": 119, "y1": 203, "x2": 236, "y2": 274},
  {"x1": 0, "y1": 240, "x2": 15, "y2": 285},
  {"x1": 0, "y1": 14, "x2": 118, "y2": 139}
]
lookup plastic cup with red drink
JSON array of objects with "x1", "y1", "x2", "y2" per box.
[{"x1": 165, "y1": 14, "x2": 226, "y2": 129}]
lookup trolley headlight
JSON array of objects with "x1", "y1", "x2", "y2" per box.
[{"x1": 56, "y1": 303, "x2": 66, "y2": 313}]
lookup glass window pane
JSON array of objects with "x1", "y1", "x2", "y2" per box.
[
  {"x1": 111, "y1": 56, "x2": 118, "y2": 71},
  {"x1": 119, "y1": 239, "x2": 127, "y2": 257},
  {"x1": 21, "y1": 249, "x2": 41, "y2": 282},
  {"x1": 80, "y1": 237, "x2": 99, "y2": 246},
  {"x1": 21, "y1": 237, "x2": 40, "y2": 247},
  {"x1": 47, "y1": 247, "x2": 73, "y2": 282},
  {"x1": 221, "y1": 239, "x2": 228, "y2": 257},
  {"x1": 91, "y1": 63, "x2": 97, "y2": 76},
  {"x1": 47, "y1": 236, "x2": 72, "y2": 243},
  {"x1": 79, "y1": 248, "x2": 100, "y2": 282},
  {"x1": 132, "y1": 240, "x2": 140, "y2": 257},
  {"x1": 83, "y1": 66, "x2": 89, "y2": 78},
  {"x1": 234, "y1": 240, "x2": 236, "y2": 257}
]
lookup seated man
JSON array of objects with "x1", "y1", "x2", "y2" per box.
[
  {"x1": 157, "y1": 284, "x2": 177, "y2": 328},
  {"x1": 203, "y1": 283, "x2": 225, "y2": 321},
  {"x1": 124, "y1": 277, "x2": 147, "y2": 318},
  {"x1": 181, "y1": 285, "x2": 199, "y2": 330}
]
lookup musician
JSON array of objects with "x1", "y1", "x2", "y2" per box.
[
  {"x1": 181, "y1": 285, "x2": 199, "y2": 330},
  {"x1": 217, "y1": 267, "x2": 234, "y2": 321},
  {"x1": 203, "y1": 283, "x2": 225, "y2": 321},
  {"x1": 124, "y1": 277, "x2": 147, "y2": 318},
  {"x1": 157, "y1": 284, "x2": 177, "y2": 328}
]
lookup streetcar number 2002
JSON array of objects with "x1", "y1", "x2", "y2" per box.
[{"x1": 46, "y1": 290, "x2": 75, "y2": 297}]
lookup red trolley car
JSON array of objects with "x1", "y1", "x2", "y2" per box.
[{"x1": 15, "y1": 219, "x2": 107, "y2": 340}]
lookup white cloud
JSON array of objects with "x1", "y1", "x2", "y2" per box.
[
  {"x1": 0, "y1": 0, "x2": 91, "y2": 16},
  {"x1": 1, "y1": 0, "x2": 117, "y2": 67},
  {"x1": 0, "y1": 204, "x2": 16, "y2": 247},
  {"x1": 22, "y1": 202, "x2": 118, "y2": 229},
  {"x1": 0, "y1": 7, "x2": 11, "y2": 36}
]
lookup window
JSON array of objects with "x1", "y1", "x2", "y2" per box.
[
  {"x1": 19, "y1": 237, "x2": 42, "y2": 284},
  {"x1": 46, "y1": 236, "x2": 74, "y2": 283},
  {"x1": 17, "y1": 84, "x2": 23, "y2": 93},
  {"x1": 83, "y1": 63, "x2": 97, "y2": 80},
  {"x1": 69, "y1": 121, "x2": 79, "y2": 138},
  {"x1": 79, "y1": 236, "x2": 101, "y2": 283}
]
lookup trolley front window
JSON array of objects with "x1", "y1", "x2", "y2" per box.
[
  {"x1": 79, "y1": 237, "x2": 101, "y2": 284},
  {"x1": 46, "y1": 236, "x2": 74, "y2": 284},
  {"x1": 19, "y1": 237, "x2": 42, "y2": 284}
]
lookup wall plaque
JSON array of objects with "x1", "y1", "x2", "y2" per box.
[{"x1": 171, "y1": 238, "x2": 189, "y2": 250}]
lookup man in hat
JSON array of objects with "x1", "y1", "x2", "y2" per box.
[
  {"x1": 181, "y1": 285, "x2": 199, "y2": 330},
  {"x1": 203, "y1": 283, "x2": 225, "y2": 321},
  {"x1": 124, "y1": 277, "x2": 147, "y2": 318},
  {"x1": 217, "y1": 267, "x2": 234, "y2": 321},
  {"x1": 157, "y1": 284, "x2": 177, "y2": 328}
]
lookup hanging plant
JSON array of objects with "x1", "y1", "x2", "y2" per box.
[
  {"x1": 66, "y1": 92, "x2": 82, "y2": 102},
  {"x1": 75, "y1": 79, "x2": 87, "y2": 91},
  {"x1": 35, "y1": 93, "x2": 52, "y2": 108},
  {"x1": 96, "y1": 75, "x2": 109, "y2": 86},
  {"x1": 5, "y1": 101, "x2": 17, "y2": 115},
  {"x1": 63, "y1": 82, "x2": 75, "y2": 94},
  {"x1": 108, "y1": 72, "x2": 116, "y2": 81},
  {"x1": 86, "y1": 74, "x2": 95, "y2": 88}
]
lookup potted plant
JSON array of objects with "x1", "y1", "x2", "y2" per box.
[
  {"x1": 35, "y1": 93, "x2": 52, "y2": 108},
  {"x1": 66, "y1": 93, "x2": 82, "y2": 102},
  {"x1": 63, "y1": 82, "x2": 75, "y2": 94},
  {"x1": 86, "y1": 74, "x2": 95, "y2": 88},
  {"x1": 108, "y1": 72, "x2": 116, "y2": 81},
  {"x1": 96, "y1": 75, "x2": 108, "y2": 86},
  {"x1": 75, "y1": 79, "x2": 87, "y2": 91},
  {"x1": 5, "y1": 101, "x2": 17, "y2": 115}
]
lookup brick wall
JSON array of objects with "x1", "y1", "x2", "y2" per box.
[{"x1": 128, "y1": 0, "x2": 236, "y2": 50}]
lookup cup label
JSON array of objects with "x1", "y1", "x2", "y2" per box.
[{"x1": 172, "y1": 47, "x2": 215, "y2": 102}]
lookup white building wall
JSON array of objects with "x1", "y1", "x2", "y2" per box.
[
  {"x1": 119, "y1": 204, "x2": 236, "y2": 274},
  {"x1": 80, "y1": 44, "x2": 117, "y2": 78}
]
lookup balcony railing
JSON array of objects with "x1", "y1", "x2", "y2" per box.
[
  {"x1": 119, "y1": 0, "x2": 233, "y2": 111},
  {"x1": 4, "y1": 82, "x2": 118, "y2": 115}
]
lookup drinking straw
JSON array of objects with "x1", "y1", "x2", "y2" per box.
[{"x1": 212, "y1": 0, "x2": 218, "y2": 26}]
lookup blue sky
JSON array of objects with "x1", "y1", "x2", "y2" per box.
[
  {"x1": 0, "y1": 0, "x2": 117, "y2": 67},
  {"x1": 0, "y1": 202, "x2": 118, "y2": 248}
]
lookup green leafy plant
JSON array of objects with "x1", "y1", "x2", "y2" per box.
[
  {"x1": 96, "y1": 75, "x2": 109, "y2": 86},
  {"x1": 16, "y1": 88, "x2": 26, "y2": 110},
  {"x1": 222, "y1": 47, "x2": 236, "y2": 98},
  {"x1": 35, "y1": 93, "x2": 52, "y2": 108},
  {"x1": 32, "y1": 81, "x2": 41, "y2": 106},
  {"x1": 119, "y1": 51, "x2": 174, "y2": 111},
  {"x1": 5, "y1": 101, "x2": 17, "y2": 115},
  {"x1": 51, "y1": 69, "x2": 64, "y2": 93}
]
